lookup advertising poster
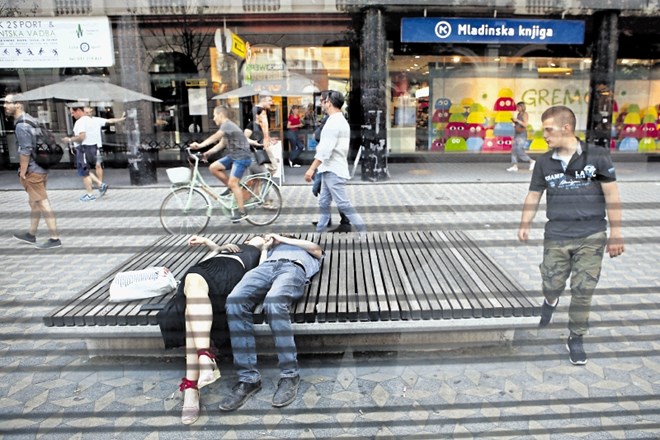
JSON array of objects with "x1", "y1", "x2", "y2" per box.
[{"x1": 0, "y1": 17, "x2": 113, "y2": 68}]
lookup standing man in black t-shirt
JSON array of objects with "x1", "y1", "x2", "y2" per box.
[
  {"x1": 517, "y1": 105, "x2": 624, "y2": 366},
  {"x1": 244, "y1": 92, "x2": 273, "y2": 148},
  {"x1": 244, "y1": 92, "x2": 277, "y2": 174}
]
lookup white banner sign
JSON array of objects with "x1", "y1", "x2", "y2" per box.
[
  {"x1": 187, "y1": 88, "x2": 208, "y2": 116},
  {"x1": 0, "y1": 17, "x2": 114, "y2": 68}
]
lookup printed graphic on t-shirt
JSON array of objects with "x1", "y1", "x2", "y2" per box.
[{"x1": 545, "y1": 163, "x2": 598, "y2": 190}]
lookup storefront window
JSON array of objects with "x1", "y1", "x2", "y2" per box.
[{"x1": 388, "y1": 55, "x2": 660, "y2": 154}]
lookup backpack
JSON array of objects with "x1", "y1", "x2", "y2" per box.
[{"x1": 15, "y1": 117, "x2": 64, "y2": 169}]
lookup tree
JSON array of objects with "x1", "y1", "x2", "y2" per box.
[{"x1": 145, "y1": 8, "x2": 213, "y2": 73}]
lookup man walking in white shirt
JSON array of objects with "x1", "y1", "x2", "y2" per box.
[
  {"x1": 62, "y1": 103, "x2": 102, "y2": 202},
  {"x1": 84, "y1": 106, "x2": 125, "y2": 195},
  {"x1": 304, "y1": 90, "x2": 366, "y2": 232}
]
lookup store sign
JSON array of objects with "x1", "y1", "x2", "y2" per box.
[
  {"x1": 185, "y1": 79, "x2": 208, "y2": 87},
  {"x1": 401, "y1": 18, "x2": 584, "y2": 45},
  {"x1": 0, "y1": 17, "x2": 113, "y2": 68},
  {"x1": 226, "y1": 30, "x2": 247, "y2": 59}
]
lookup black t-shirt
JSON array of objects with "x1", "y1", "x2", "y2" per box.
[
  {"x1": 529, "y1": 141, "x2": 616, "y2": 240},
  {"x1": 246, "y1": 105, "x2": 266, "y2": 144},
  {"x1": 187, "y1": 243, "x2": 261, "y2": 294},
  {"x1": 157, "y1": 243, "x2": 261, "y2": 349}
]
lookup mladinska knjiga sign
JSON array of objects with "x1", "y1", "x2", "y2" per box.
[{"x1": 401, "y1": 18, "x2": 584, "y2": 45}]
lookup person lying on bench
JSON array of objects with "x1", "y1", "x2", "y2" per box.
[
  {"x1": 156, "y1": 234, "x2": 267, "y2": 425},
  {"x1": 220, "y1": 233, "x2": 324, "y2": 411}
]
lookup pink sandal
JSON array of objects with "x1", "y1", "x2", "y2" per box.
[
  {"x1": 180, "y1": 377, "x2": 200, "y2": 425},
  {"x1": 197, "y1": 349, "x2": 221, "y2": 389}
]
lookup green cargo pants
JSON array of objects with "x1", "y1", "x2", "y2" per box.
[{"x1": 540, "y1": 231, "x2": 607, "y2": 336}]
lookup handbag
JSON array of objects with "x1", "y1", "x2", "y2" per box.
[
  {"x1": 253, "y1": 147, "x2": 271, "y2": 165},
  {"x1": 109, "y1": 266, "x2": 178, "y2": 302}
]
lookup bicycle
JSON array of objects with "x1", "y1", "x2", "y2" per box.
[{"x1": 159, "y1": 148, "x2": 282, "y2": 234}]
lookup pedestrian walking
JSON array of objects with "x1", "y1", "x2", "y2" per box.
[
  {"x1": 4, "y1": 94, "x2": 62, "y2": 249},
  {"x1": 517, "y1": 105, "x2": 624, "y2": 365},
  {"x1": 83, "y1": 105, "x2": 125, "y2": 197},
  {"x1": 304, "y1": 90, "x2": 366, "y2": 233},
  {"x1": 62, "y1": 102, "x2": 103, "y2": 202},
  {"x1": 507, "y1": 101, "x2": 535, "y2": 172}
]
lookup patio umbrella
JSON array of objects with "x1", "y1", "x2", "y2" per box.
[
  {"x1": 15, "y1": 75, "x2": 162, "y2": 103},
  {"x1": 213, "y1": 84, "x2": 257, "y2": 99},
  {"x1": 212, "y1": 73, "x2": 319, "y2": 99}
]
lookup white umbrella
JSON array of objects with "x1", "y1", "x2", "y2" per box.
[
  {"x1": 213, "y1": 84, "x2": 257, "y2": 99},
  {"x1": 15, "y1": 75, "x2": 162, "y2": 103},
  {"x1": 212, "y1": 73, "x2": 318, "y2": 99}
]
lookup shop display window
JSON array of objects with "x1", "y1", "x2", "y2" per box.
[{"x1": 388, "y1": 55, "x2": 660, "y2": 154}]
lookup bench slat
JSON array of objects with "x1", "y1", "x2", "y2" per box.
[
  {"x1": 446, "y1": 230, "x2": 512, "y2": 317},
  {"x1": 408, "y1": 233, "x2": 453, "y2": 319},
  {"x1": 365, "y1": 232, "x2": 391, "y2": 320},
  {"x1": 450, "y1": 231, "x2": 538, "y2": 316},
  {"x1": 421, "y1": 231, "x2": 471, "y2": 318},
  {"x1": 388, "y1": 231, "x2": 425, "y2": 320},
  {"x1": 314, "y1": 233, "x2": 335, "y2": 323},
  {"x1": 435, "y1": 230, "x2": 492, "y2": 318},
  {"x1": 44, "y1": 235, "x2": 180, "y2": 327},
  {"x1": 398, "y1": 231, "x2": 440, "y2": 320}
]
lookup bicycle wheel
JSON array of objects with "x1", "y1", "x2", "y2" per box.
[
  {"x1": 160, "y1": 187, "x2": 211, "y2": 234},
  {"x1": 243, "y1": 177, "x2": 282, "y2": 226}
]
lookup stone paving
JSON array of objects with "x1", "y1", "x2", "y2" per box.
[{"x1": 0, "y1": 160, "x2": 658, "y2": 439}]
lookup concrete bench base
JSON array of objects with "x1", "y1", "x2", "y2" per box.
[{"x1": 58, "y1": 316, "x2": 539, "y2": 358}]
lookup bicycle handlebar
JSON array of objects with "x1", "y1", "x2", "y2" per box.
[{"x1": 185, "y1": 147, "x2": 204, "y2": 167}]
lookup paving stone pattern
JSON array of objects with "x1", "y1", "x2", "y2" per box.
[{"x1": 0, "y1": 161, "x2": 658, "y2": 439}]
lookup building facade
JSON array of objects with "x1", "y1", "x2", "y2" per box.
[{"x1": 1, "y1": 0, "x2": 658, "y2": 178}]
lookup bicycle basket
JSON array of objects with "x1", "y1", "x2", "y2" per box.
[{"x1": 166, "y1": 167, "x2": 192, "y2": 185}]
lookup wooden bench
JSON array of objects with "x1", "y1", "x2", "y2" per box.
[{"x1": 43, "y1": 231, "x2": 539, "y2": 336}]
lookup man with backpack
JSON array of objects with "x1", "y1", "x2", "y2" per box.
[{"x1": 4, "y1": 94, "x2": 62, "y2": 249}]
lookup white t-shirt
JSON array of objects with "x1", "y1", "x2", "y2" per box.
[
  {"x1": 84, "y1": 117, "x2": 108, "y2": 148},
  {"x1": 72, "y1": 115, "x2": 93, "y2": 147},
  {"x1": 314, "y1": 112, "x2": 351, "y2": 179}
]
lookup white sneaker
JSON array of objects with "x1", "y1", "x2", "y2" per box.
[
  {"x1": 529, "y1": 160, "x2": 536, "y2": 171},
  {"x1": 506, "y1": 165, "x2": 519, "y2": 172}
]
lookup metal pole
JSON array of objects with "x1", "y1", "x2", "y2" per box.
[
  {"x1": 586, "y1": 11, "x2": 619, "y2": 148},
  {"x1": 360, "y1": 7, "x2": 389, "y2": 182}
]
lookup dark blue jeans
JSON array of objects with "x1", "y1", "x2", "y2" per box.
[
  {"x1": 226, "y1": 260, "x2": 307, "y2": 382},
  {"x1": 286, "y1": 130, "x2": 304, "y2": 162}
]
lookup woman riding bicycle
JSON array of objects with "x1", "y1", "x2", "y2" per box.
[{"x1": 190, "y1": 106, "x2": 263, "y2": 223}]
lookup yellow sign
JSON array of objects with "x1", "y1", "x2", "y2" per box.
[
  {"x1": 226, "y1": 30, "x2": 247, "y2": 59},
  {"x1": 185, "y1": 79, "x2": 208, "y2": 87}
]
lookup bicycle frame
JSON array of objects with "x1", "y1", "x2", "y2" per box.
[{"x1": 176, "y1": 148, "x2": 279, "y2": 215}]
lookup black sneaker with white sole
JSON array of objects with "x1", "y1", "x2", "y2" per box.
[
  {"x1": 35, "y1": 238, "x2": 62, "y2": 250},
  {"x1": 566, "y1": 334, "x2": 587, "y2": 365},
  {"x1": 13, "y1": 232, "x2": 36, "y2": 244},
  {"x1": 539, "y1": 299, "x2": 557, "y2": 327},
  {"x1": 230, "y1": 211, "x2": 249, "y2": 223}
]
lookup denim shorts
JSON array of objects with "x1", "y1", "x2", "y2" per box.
[
  {"x1": 76, "y1": 145, "x2": 97, "y2": 177},
  {"x1": 217, "y1": 156, "x2": 253, "y2": 179}
]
